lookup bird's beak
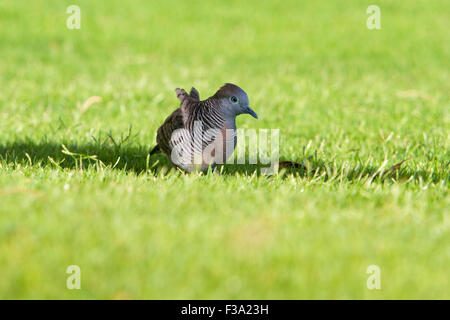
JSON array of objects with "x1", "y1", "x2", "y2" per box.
[{"x1": 243, "y1": 106, "x2": 258, "y2": 119}]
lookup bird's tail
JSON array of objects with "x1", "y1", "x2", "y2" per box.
[
  {"x1": 189, "y1": 87, "x2": 200, "y2": 101},
  {"x1": 175, "y1": 87, "x2": 200, "y2": 102},
  {"x1": 175, "y1": 88, "x2": 189, "y2": 103},
  {"x1": 149, "y1": 144, "x2": 161, "y2": 156}
]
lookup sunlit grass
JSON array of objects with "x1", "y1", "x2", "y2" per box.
[{"x1": 0, "y1": 0, "x2": 448, "y2": 299}]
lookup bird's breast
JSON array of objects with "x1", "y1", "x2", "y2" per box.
[{"x1": 218, "y1": 124, "x2": 237, "y2": 163}]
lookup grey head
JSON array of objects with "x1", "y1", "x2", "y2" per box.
[{"x1": 211, "y1": 83, "x2": 258, "y2": 120}]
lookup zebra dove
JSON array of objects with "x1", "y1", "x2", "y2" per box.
[{"x1": 150, "y1": 83, "x2": 258, "y2": 172}]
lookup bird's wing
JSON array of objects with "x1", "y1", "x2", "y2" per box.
[{"x1": 156, "y1": 108, "x2": 185, "y2": 155}]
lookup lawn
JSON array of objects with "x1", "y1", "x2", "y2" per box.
[{"x1": 0, "y1": 0, "x2": 448, "y2": 299}]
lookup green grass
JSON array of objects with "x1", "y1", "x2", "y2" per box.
[{"x1": 0, "y1": 0, "x2": 449, "y2": 299}]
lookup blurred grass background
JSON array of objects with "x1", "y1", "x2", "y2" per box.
[{"x1": 0, "y1": 0, "x2": 448, "y2": 298}]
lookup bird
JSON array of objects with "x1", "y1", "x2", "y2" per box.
[{"x1": 150, "y1": 83, "x2": 258, "y2": 172}]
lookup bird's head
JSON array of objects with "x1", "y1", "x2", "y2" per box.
[{"x1": 212, "y1": 83, "x2": 258, "y2": 120}]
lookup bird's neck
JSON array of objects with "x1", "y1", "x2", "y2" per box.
[
  {"x1": 224, "y1": 116, "x2": 236, "y2": 130},
  {"x1": 206, "y1": 97, "x2": 237, "y2": 129}
]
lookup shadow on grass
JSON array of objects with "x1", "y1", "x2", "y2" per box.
[
  {"x1": 0, "y1": 139, "x2": 161, "y2": 173},
  {"x1": 0, "y1": 139, "x2": 440, "y2": 183}
]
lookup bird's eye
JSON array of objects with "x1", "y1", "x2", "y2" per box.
[{"x1": 230, "y1": 96, "x2": 239, "y2": 104}]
